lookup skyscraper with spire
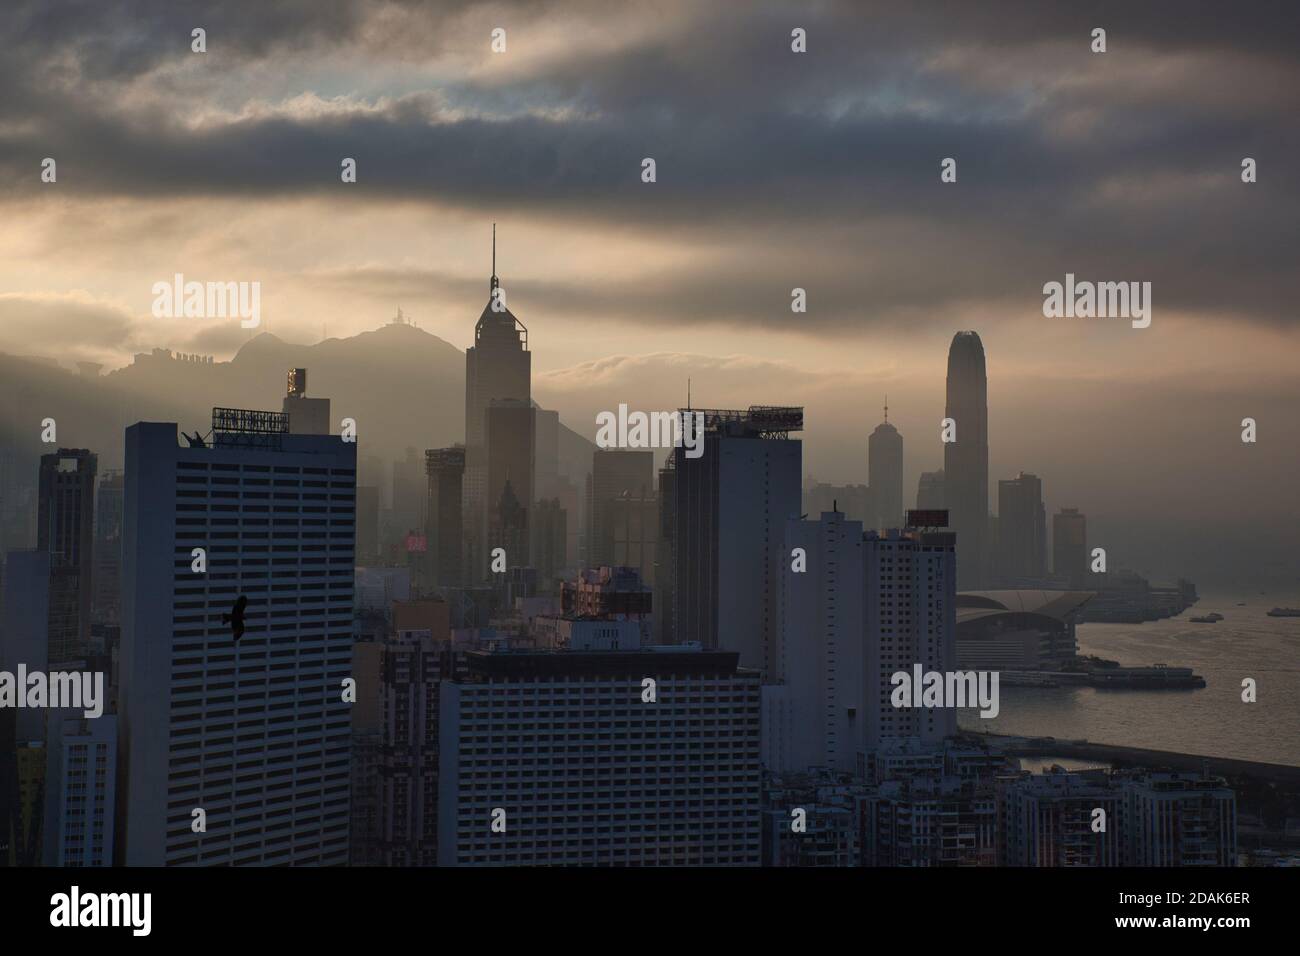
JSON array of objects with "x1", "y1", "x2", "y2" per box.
[
  {"x1": 943, "y1": 331, "x2": 989, "y2": 588},
  {"x1": 464, "y1": 226, "x2": 531, "y2": 581},
  {"x1": 867, "y1": 397, "x2": 903, "y2": 531}
]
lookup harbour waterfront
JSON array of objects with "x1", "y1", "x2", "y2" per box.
[{"x1": 959, "y1": 595, "x2": 1300, "y2": 766}]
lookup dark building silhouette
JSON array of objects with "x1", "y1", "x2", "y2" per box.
[
  {"x1": 1053, "y1": 507, "x2": 1088, "y2": 587},
  {"x1": 588, "y1": 449, "x2": 655, "y2": 579},
  {"x1": 944, "y1": 332, "x2": 989, "y2": 588},
  {"x1": 356, "y1": 485, "x2": 380, "y2": 562},
  {"x1": 92, "y1": 470, "x2": 123, "y2": 626},
  {"x1": 485, "y1": 400, "x2": 534, "y2": 570},
  {"x1": 464, "y1": 229, "x2": 530, "y2": 581},
  {"x1": 916, "y1": 469, "x2": 945, "y2": 511},
  {"x1": 672, "y1": 407, "x2": 802, "y2": 679},
  {"x1": 654, "y1": 460, "x2": 676, "y2": 644},
  {"x1": 868, "y1": 400, "x2": 903, "y2": 530},
  {"x1": 424, "y1": 446, "x2": 465, "y2": 589},
  {"x1": 996, "y1": 472, "x2": 1047, "y2": 583},
  {"x1": 37, "y1": 448, "x2": 97, "y2": 664},
  {"x1": 531, "y1": 496, "x2": 567, "y2": 591}
]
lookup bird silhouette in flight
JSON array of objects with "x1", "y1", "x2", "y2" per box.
[{"x1": 222, "y1": 595, "x2": 248, "y2": 642}]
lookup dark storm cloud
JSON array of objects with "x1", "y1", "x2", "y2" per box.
[{"x1": 1, "y1": 0, "x2": 1297, "y2": 327}]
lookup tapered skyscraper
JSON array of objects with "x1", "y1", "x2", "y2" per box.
[
  {"x1": 943, "y1": 331, "x2": 988, "y2": 588},
  {"x1": 867, "y1": 399, "x2": 903, "y2": 530},
  {"x1": 463, "y1": 226, "x2": 530, "y2": 581}
]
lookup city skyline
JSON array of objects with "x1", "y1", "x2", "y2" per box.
[
  {"x1": 1, "y1": 0, "x2": 1297, "y2": 904},
  {"x1": 0, "y1": 1, "x2": 1296, "y2": 590}
]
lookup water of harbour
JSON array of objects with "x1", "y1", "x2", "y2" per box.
[{"x1": 958, "y1": 595, "x2": 1300, "y2": 767}]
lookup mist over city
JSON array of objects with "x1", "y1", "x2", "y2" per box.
[{"x1": 0, "y1": 0, "x2": 1297, "y2": 933}]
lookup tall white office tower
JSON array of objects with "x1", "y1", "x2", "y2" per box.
[
  {"x1": 43, "y1": 715, "x2": 117, "y2": 867},
  {"x1": 863, "y1": 527, "x2": 957, "y2": 747},
  {"x1": 768, "y1": 509, "x2": 865, "y2": 774},
  {"x1": 120, "y1": 411, "x2": 356, "y2": 865}
]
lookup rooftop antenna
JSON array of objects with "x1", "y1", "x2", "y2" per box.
[
  {"x1": 884, "y1": 394, "x2": 889, "y2": 424},
  {"x1": 490, "y1": 223, "x2": 498, "y2": 292},
  {"x1": 687, "y1": 377, "x2": 691, "y2": 410}
]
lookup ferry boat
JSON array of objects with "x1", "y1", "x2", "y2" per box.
[
  {"x1": 1267, "y1": 607, "x2": 1300, "y2": 617},
  {"x1": 1189, "y1": 612, "x2": 1223, "y2": 623}
]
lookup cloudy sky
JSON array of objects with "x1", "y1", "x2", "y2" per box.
[{"x1": 1, "y1": 0, "x2": 1297, "y2": 584}]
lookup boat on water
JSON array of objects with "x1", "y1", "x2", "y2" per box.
[
  {"x1": 1189, "y1": 612, "x2": 1223, "y2": 623},
  {"x1": 1089, "y1": 665, "x2": 1206, "y2": 689},
  {"x1": 1267, "y1": 607, "x2": 1300, "y2": 617}
]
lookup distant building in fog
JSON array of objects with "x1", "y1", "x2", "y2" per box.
[
  {"x1": 486, "y1": 400, "x2": 534, "y2": 573},
  {"x1": 531, "y1": 497, "x2": 567, "y2": 590},
  {"x1": 916, "y1": 469, "x2": 945, "y2": 511},
  {"x1": 424, "y1": 447, "x2": 465, "y2": 589},
  {"x1": 868, "y1": 403, "x2": 903, "y2": 530},
  {"x1": 944, "y1": 331, "x2": 989, "y2": 588},
  {"x1": 804, "y1": 481, "x2": 871, "y2": 526},
  {"x1": 464, "y1": 237, "x2": 531, "y2": 582},
  {"x1": 588, "y1": 449, "x2": 654, "y2": 569},
  {"x1": 93, "y1": 471, "x2": 123, "y2": 626},
  {"x1": 1053, "y1": 507, "x2": 1087, "y2": 587},
  {"x1": 996, "y1": 472, "x2": 1046, "y2": 583}
]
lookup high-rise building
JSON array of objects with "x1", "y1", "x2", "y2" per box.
[
  {"x1": 673, "y1": 407, "x2": 803, "y2": 679},
  {"x1": 1, "y1": 549, "x2": 51, "y2": 742},
  {"x1": 998, "y1": 771, "x2": 1121, "y2": 867},
  {"x1": 391, "y1": 446, "x2": 424, "y2": 552},
  {"x1": 485, "y1": 400, "x2": 534, "y2": 573},
  {"x1": 804, "y1": 481, "x2": 871, "y2": 526},
  {"x1": 362, "y1": 600, "x2": 459, "y2": 867},
  {"x1": 996, "y1": 472, "x2": 1047, "y2": 583},
  {"x1": 38, "y1": 448, "x2": 97, "y2": 664},
  {"x1": 281, "y1": 368, "x2": 331, "y2": 436},
  {"x1": 864, "y1": 774, "x2": 997, "y2": 866},
  {"x1": 943, "y1": 332, "x2": 989, "y2": 588},
  {"x1": 42, "y1": 715, "x2": 117, "y2": 867},
  {"x1": 92, "y1": 471, "x2": 123, "y2": 626},
  {"x1": 424, "y1": 446, "x2": 465, "y2": 590},
  {"x1": 588, "y1": 450, "x2": 654, "y2": 568},
  {"x1": 437, "y1": 643, "x2": 762, "y2": 866},
  {"x1": 606, "y1": 492, "x2": 657, "y2": 586},
  {"x1": 868, "y1": 402, "x2": 903, "y2": 530},
  {"x1": 864, "y1": 527, "x2": 957, "y2": 746},
  {"x1": 120, "y1": 410, "x2": 355, "y2": 865},
  {"x1": 1053, "y1": 507, "x2": 1088, "y2": 587},
  {"x1": 1124, "y1": 772, "x2": 1236, "y2": 866},
  {"x1": 768, "y1": 510, "x2": 866, "y2": 774},
  {"x1": 1, "y1": 549, "x2": 51, "y2": 866},
  {"x1": 464, "y1": 230, "x2": 530, "y2": 582},
  {"x1": 653, "y1": 460, "x2": 676, "y2": 644},
  {"x1": 531, "y1": 497, "x2": 567, "y2": 590},
  {"x1": 916, "y1": 469, "x2": 945, "y2": 511},
  {"x1": 348, "y1": 639, "x2": 383, "y2": 866},
  {"x1": 533, "y1": 408, "x2": 562, "y2": 499}
]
